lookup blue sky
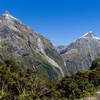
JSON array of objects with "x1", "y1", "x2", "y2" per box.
[{"x1": 0, "y1": 0, "x2": 100, "y2": 45}]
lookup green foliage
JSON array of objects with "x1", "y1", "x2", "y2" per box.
[
  {"x1": 0, "y1": 59, "x2": 59, "y2": 100},
  {"x1": 0, "y1": 58, "x2": 100, "y2": 100},
  {"x1": 55, "y1": 66, "x2": 100, "y2": 99}
]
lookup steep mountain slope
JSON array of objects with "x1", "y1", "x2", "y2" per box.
[
  {"x1": 0, "y1": 11, "x2": 67, "y2": 81},
  {"x1": 56, "y1": 32, "x2": 100, "y2": 74}
]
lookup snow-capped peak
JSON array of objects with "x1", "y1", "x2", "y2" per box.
[
  {"x1": 2, "y1": 10, "x2": 17, "y2": 20},
  {"x1": 80, "y1": 31, "x2": 100, "y2": 40},
  {"x1": 82, "y1": 31, "x2": 95, "y2": 37}
]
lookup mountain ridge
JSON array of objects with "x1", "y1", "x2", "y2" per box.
[{"x1": 0, "y1": 11, "x2": 68, "y2": 81}]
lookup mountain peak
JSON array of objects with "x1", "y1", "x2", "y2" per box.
[
  {"x1": 3, "y1": 10, "x2": 10, "y2": 15},
  {"x1": 83, "y1": 31, "x2": 95, "y2": 37},
  {"x1": 3, "y1": 10, "x2": 11, "y2": 17},
  {"x1": 2, "y1": 10, "x2": 17, "y2": 20},
  {"x1": 80, "y1": 31, "x2": 100, "y2": 40}
]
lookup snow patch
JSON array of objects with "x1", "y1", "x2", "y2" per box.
[
  {"x1": 80, "y1": 32, "x2": 100, "y2": 40},
  {"x1": 3, "y1": 13, "x2": 17, "y2": 20},
  {"x1": 93, "y1": 36, "x2": 100, "y2": 40}
]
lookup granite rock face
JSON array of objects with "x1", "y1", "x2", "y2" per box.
[{"x1": 0, "y1": 11, "x2": 68, "y2": 81}]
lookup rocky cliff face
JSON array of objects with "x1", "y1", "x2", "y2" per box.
[
  {"x1": 56, "y1": 32, "x2": 100, "y2": 74},
  {"x1": 0, "y1": 11, "x2": 67, "y2": 81}
]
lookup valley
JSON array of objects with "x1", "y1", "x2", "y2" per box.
[{"x1": 0, "y1": 11, "x2": 100, "y2": 100}]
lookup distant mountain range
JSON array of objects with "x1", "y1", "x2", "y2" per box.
[
  {"x1": 56, "y1": 31, "x2": 100, "y2": 74},
  {"x1": 0, "y1": 11, "x2": 68, "y2": 81}
]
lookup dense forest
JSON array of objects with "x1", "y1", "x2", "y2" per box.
[{"x1": 0, "y1": 58, "x2": 100, "y2": 100}]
